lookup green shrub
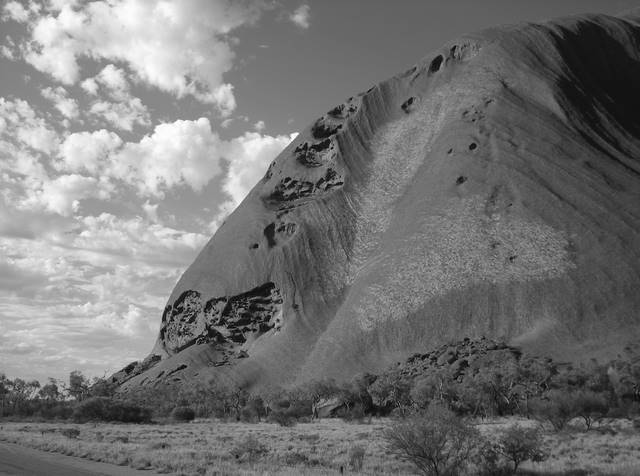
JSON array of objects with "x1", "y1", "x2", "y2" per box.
[
  {"x1": 492, "y1": 424, "x2": 547, "y2": 473},
  {"x1": 573, "y1": 390, "x2": 609, "y2": 430},
  {"x1": 530, "y1": 390, "x2": 578, "y2": 431},
  {"x1": 170, "y1": 405, "x2": 195, "y2": 422},
  {"x1": 384, "y1": 403, "x2": 479, "y2": 475},
  {"x1": 60, "y1": 428, "x2": 80, "y2": 439},
  {"x1": 231, "y1": 435, "x2": 268, "y2": 462},
  {"x1": 268, "y1": 410, "x2": 296, "y2": 427},
  {"x1": 338, "y1": 403, "x2": 367, "y2": 422},
  {"x1": 73, "y1": 397, "x2": 151, "y2": 423},
  {"x1": 282, "y1": 451, "x2": 311, "y2": 466}
]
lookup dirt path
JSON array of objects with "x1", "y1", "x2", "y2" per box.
[{"x1": 0, "y1": 442, "x2": 162, "y2": 476}]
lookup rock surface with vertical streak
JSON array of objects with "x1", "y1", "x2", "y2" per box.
[{"x1": 116, "y1": 10, "x2": 640, "y2": 391}]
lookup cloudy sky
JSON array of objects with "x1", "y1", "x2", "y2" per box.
[{"x1": 1, "y1": 0, "x2": 636, "y2": 383}]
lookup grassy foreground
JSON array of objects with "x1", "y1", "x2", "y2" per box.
[{"x1": 1, "y1": 417, "x2": 640, "y2": 475}]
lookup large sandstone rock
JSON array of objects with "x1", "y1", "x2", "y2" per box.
[{"x1": 118, "y1": 10, "x2": 640, "y2": 391}]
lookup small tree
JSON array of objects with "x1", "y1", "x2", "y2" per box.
[
  {"x1": 369, "y1": 373, "x2": 412, "y2": 416},
  {"x1": 39, "y1": 378, "x2": 61, "y2": 401},
  {"x1": 384, "y1": 403, "x2": 479, "y2": 475},
  {"x1": 68, "y1": 371, "x2": 89, "y2": 401},
  {"x1": 530, "y1": 390, "x2": 578, "y2": 431},
  {"x1": 492, "y1": 425, "x2": 547, "y2": 473},
  {"x1": 573, "y1": 390, "x2": 609, "y2": 430}
]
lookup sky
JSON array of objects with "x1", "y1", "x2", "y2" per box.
[{"x1": 1, "y1": 0, "x2": 638, "y2": 383}]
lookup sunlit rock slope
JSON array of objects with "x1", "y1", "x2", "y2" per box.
[{"x1": 118, "y1": 10, "x2": 640, "y2": 391}]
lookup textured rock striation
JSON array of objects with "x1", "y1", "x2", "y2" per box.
[{"x1": 118, "y1": 11, "x2": 640, "y2": 390}]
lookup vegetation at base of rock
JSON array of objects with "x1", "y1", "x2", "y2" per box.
[
  {"x1": 73, "y1": 397, "x2": 151, "y2": 423},
  {"x1": 2, "y1": 338, "x2": 639, "y2": 428},
  {"x1": 170, "y1": 405, "x2": 195, "y2": 422}
]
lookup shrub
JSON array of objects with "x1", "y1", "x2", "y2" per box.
[
  {"x1": 231, "y1": 435, "x2": 268, "y2": 462},
  {"x1": 492, "y1": 424, "x2": 547, "y2": 473},
  {"x1": 384, "y1": 403, "x2": 479, "y2": 475},
  {"x1": 282, "y1": 451, "x2": 311, "y2": 466},
  {"x1": 339, "y1": 403, "x2": 367, "y2": 422},
  {"x1": 60, "y1": 428, "x2": 80, "y2": 439},
  {"x1": 268, "y1": 410, "x2": 296, "y2": 427},
  {"x1": 170, "y1": 405, "x2": 195, "y2": 422},
  {"x1": 348, "y1": 444, "x2": 366, "y2": 471},
  {"x1": 73, "y1": 397, "x2": 151, "y2": 423},
  {"x1": 573, "y1": 390, "x2": 608, "y2": 430},
  {"x1": 369, "y1": 373, "x2": 412, "y2": 416},
  {"x1": 530, "y1": 390, "x2": 578, "y2": 431}
]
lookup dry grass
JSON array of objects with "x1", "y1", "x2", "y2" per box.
[
  {"x1": 1, "y1": 417, "x2": 639, "y2": 475},
  {"x1": 0, "y1": 418, "x2": 414, "y2": 475}
]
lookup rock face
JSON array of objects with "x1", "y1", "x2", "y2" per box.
[{"x1": 119, "y1": 11, "x2": 640, "y2": 390}]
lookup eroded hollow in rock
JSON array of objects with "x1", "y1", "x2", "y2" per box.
[
  {"x1": 401, "y1": 96, "x2": 417, "y2": 113},
  {"x1": 429, "y1": 54, "x2": 444, "y2": 74},
  {"x1": 311, "y1": 118, "x2": 341, "y2": 140},
  {"x1": 264, "y1": 221, "x2": 298, "y2": 248},
  {"x1": 267, "y1": 168, "x2": 344, "y2": 205},
  {"x1": 160, "y1": 283, "x2": 284, "y2": 357}
]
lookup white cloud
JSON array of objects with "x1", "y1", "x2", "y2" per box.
[
  {"x1": 89, "y1": 98, "x2": 150, "y2": 131},
  {"x1": 253, "y1": 120, "x2": 265, "y2": 131},
  {"x1": 21, "y1": 174, "x2": 114, "y2": 216},
  {"x1": 142, "y1": 201, "x2": 159, "y2": 223},
  {"x1": 3, "y1": 1, "x2": 30, "y2": 22},
  {"x1": 80, "y1": 77, "x2": 98, "y2": 95},
  {"x1": 18, "y1": 0, "x2": 266, "y2": 113},
  {"x1": 0, "y1": 97, "x2": 58, "y2": 154},
  {"x1": 79, "y1": 65, "x2": 151, "y2": 130},
  {"x1": 41, "y1": 86, "x2": 79, "y2": 119},
  {"x1": 57, "y1": 129, "x2": 122, "y2": 175},
  {"x1": 94, "y1": 64, "x2": 129, "y2": 100},
  {"x1": 289, "y1": 4, "x2": 310, "y2": 29},
  {"x1": 109, "y1": 117, "x2": 222, "y2": 197}
]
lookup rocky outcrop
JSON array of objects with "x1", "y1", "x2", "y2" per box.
[{"x1": 118, "y1": 10, "x2": 640, "y2": 391}]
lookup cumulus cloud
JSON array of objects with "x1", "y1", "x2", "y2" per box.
[
  {"x1": 110, "y1": 117, "x2": 222, "y2": 197},
  {"x1": 89, "y1": 98, "x2": 150, "y2": 131},
  {"x1": 21, "y1": 174, "x2": 114, "y2": 216},
  {"x1": 80, "y1": 65, "x2": 151, "y2": 130},
  {"x1": 16, "y1": 0, "x2": 266, "y2": 113},
  {"x1": 41, "y1": 86, "x2": 79, "y2": 119},
  {"x1": 289, "y1": 4, "x2": 310, "y2": 29},
  {"x1": 0, "y1": 97, "x2": 58, "y2": 154},
  {"x1": 2, "y1": 1, "x2": 31, "y2": 23},
  {"x1": 94, "y1": 64, "x2": 129, "y2": 100},
  {"x1": 57, "y1": 129, "x2": 122, "y2": 175}
]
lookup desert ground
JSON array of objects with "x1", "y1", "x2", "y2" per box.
[{"x1": 2, "y1": 417, "x2": 640, "y2": 475}]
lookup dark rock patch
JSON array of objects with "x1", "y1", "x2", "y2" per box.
[
  {"x1": 401, "y1": 96, "x2": 418, "y2": 113},
  {"x1": 429, "y1": 54, "x2": 444, "y2": 74}
]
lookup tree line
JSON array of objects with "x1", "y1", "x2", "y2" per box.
[{"x1": 2, "y1": 340, "x2": 639, "y2": 426}]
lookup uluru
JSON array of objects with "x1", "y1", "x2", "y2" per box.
[{"x1": 115, "y1": 9, "x2": 640, "y2": 392}]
